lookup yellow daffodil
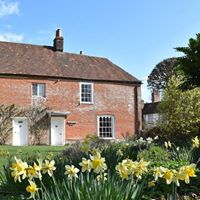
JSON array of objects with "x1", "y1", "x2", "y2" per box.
[
  {"x1": 46, "y1": 152, "x2": 54, "y2": 160},
  {"x1": 96, "y1": 173, "x2": 107, "y2": 182},
  {"x1": 42, "y1": 160, "x2": 56, "y2": 177},
  {"x1": 168, "y1": 141, "x2": 172, "y2": 148},
  {"x1": 26, "y1": 180, "x2": 38, "y2": 199},
  {"x1": 117, "y1": 149, "x2": 123, "y2": 156},
  {"x1": 162, "y1": 168, "x2": 175, "y2": 184},
  {"x1": 116, "y1": 159, "x2": 149, "y2": 180},
  {"x1": 148, "y1": 181, "x2": 155, "y2": 188},
  {"x1": 164, "y1": 141, "x2": 172, "y2": 149},
  {"x1": 192, "y1": 136, "x2": 200, "y2": 148},
  {"x1": 65, "y1": 165, "x2": 79, "y2": 179},
  {"x1": 33, "y1": 159, "x2": 43, "y2": 180},
  {"x1": 153, "y1": 166, "x2": 165, "y2": 181},
  {"x1": 133, "y1": 159, "x2": 149, "y2": 179},
  {"x1": 122, "y1": 159, "x2": 135, "y2": 173},
  {"x1": 26, "y1": 166, "x2": 37, "y2": 180},
  {"x1": 90, "y1": 152, "x2": 107, "y2": 173},
  {"x1": 79, "y1": 158, "x2": 92, "y2": 172},
  {"x1": 178, "y1": 164, "x2": 196, "y2": 184},
  {"x1": 116, "y1": 162, "x2": 131, "y2": 180},
  {"x1": 11, "y1": 170, "x2": 22, "y2": 183},
  {"x1": 91, "y1": 148, "x2": 101, "y2": 156},
  {"x1": 10, "y1": 157, "x2": 28, "y2": 182}
]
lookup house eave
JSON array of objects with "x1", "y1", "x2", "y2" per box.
[{"x1": 0, "y1": 73, "x2": 142, "y2": 85}]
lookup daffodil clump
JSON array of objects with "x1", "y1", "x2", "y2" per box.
[
  {"x1": 10, "y1": 157, "x2": 56, "y2": 199},
  {"x1": 153, "y1": 164, "x2": 196, "y2": 186},
  {"x1": 79, "y1": 151, "x2": 107, "y2": 181},
  {"x1": 8, "y1": 140, "x2": 199, "y2": 200},
  {"x1": 116, "y1": 159, "x2": 149, "y2": 180}
]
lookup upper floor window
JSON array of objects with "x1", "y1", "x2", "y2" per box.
[
  {"x1": 32, "y1": 83, "x2": 46, "y2": 97},
  {"x1": 98, "y1": 115, "x2": 115, "y2": 139},
  {"x1": 80, "y1": 82, "x2": 93, "y2": 104}
]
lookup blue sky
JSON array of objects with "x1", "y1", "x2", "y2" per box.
[{"x1": 0, "y1": 0, "x2": 200, "y2": 102}]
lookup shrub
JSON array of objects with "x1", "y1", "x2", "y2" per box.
[{"x1": 137, "y1": 146, "x2": 170, "y2": 166}]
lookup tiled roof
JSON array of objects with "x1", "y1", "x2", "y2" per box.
[
  {"x1": 143, "y1": 102, "x2": 160, "y2": 114},
  {"x1": 0, "y1": 41, "x2": 141, "y2": 84}
]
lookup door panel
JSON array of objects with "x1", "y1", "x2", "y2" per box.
[
  {"x1": 13, "y1": 118, "x2": 28, "y2": 146},
  {"x1": 51, "y1": 117, "x2": 65, "y2": 145}
]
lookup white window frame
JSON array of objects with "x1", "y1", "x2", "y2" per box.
[
  {"x1": 79, "y1": 82, "x2": 94, "y2": 104},
  {"x1": 97, "y1": 115, "x2": 115, "y2": 139},
  {"x1": 32, "y1": 83, "x2": 46, "y2": 98}
]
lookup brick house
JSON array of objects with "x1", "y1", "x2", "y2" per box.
[{"x1": 0, "y1": 29, "x2": 142, "y2": 145}]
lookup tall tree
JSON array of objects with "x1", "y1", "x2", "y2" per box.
[
  {"x1": 158, "y1": 76, "x2": 200, "y2": 139},
  {"x1": 147, "y1": 57, "x2": 178, "y2": 91},
  {"x1": 175, "y1": 33, "x2": 200, "y2": 90}
]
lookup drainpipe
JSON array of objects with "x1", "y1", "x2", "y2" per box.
[{"x1": 134, "y1": 86, "x2": 140, "y2": 134}]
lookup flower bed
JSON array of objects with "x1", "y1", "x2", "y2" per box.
[{"x1": 1, "y1": 135, "x2": 200, "y2": 199}]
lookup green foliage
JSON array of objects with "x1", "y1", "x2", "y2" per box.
[
  {"x1": 138, "y1": 145, "x2": 190, "y2": 169},
  {"x1": 36, "y1": 174, "x2": 145, "y2": 200},
  {"x1": 158, "y1": 76, "x2": 200, "y2": 139},
  {"x1": 61, "y1": 137, "x2": 138, "y2": 174},
  {"x1": 137, "y1": 146, "x2": 170, "y2": 165},
  {"x1": 190, "y1": 148, "x2": 200, "y2": 168},
  {"x1": 175, "y1": 33, "x2": 200, "y2": 90}
]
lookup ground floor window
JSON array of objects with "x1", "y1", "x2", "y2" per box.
[{"x1": 97, "y1": 115, "x2": 115, "y2": 139}]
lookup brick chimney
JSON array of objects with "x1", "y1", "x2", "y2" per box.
[
  {"x1": 53, "y1": 29, "x2": 64, "y2": 52},
  {"x1": 151, "y1": 89, "x2": 160, "y2": 103}
]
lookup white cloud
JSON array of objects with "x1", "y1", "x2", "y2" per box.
[
  {"x1": 0, "y1": 0, "x2": 19, "y2": 17},
  {"x1": 0, "y1": 33, "x2": 23, "y2": 42}
]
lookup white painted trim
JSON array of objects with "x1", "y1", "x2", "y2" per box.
[
  {"x1": 62, "y1": 117, "x2": 65, "y2": 145},
  {"x1": 79, "y1": 82, "x2": 94, "y2": 104},
  {"x1": 97, "y1": 115, "x2": 115, "y2": 139}
]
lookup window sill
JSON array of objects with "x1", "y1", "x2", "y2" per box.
[
  {"x1": 80, "y1": 102, "x2": 94, "y2": 105},
  {"x1": 32, "y1": 96, "x2": 46, "y2": 99},
  {"x1": 98, "y1": 137, "x2": 115, "y2": 140}
]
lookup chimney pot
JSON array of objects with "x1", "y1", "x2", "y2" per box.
[
  {"x1": 80, "y1": 51, "x2": 83, "y2": 55},
  {"x1": 56, "y1": 29, "x2": 62, "y2": 38},
  {"x1": 53, "y1": 29, "x2": 64, "y2": 52}
]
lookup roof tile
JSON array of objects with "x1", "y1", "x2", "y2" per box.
[{"x1": 0, "y1": 41, "x2": 141, "y2": 84}]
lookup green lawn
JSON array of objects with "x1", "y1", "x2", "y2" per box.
[{"x1": 0, "y1": 145, "x2": 67, "y2": 172}]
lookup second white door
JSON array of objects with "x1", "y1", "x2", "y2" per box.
[{"x1": 51, "y1": 117, "x2": 65, "y2": 145}]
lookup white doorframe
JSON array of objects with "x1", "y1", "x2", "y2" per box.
[
  {"x1": 12, "y1": 117, "x2": 29, "y2": 146},
  {"x1": 50, "y1": 116, "x2": 65, "y2": 146}
]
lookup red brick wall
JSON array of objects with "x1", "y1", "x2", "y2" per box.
[{"x1": 0, "y1": 77, "x2": 141, "y2": 143}]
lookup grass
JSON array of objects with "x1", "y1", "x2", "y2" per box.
[{"x1": 0, "y1": 145, "x2": 67, "y2": 172}]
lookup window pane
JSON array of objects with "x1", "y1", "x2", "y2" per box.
[
  {"x1": 98, "y1": 116, "x2": 114, "y2": 138},
  {"x1": 81, "y1": 83, "x2": 92, "y2": 103},
  {"x1": 38, "y1": 84, "x2": 45, "y2": 97},
  {"x1": 32, "y1": 83, "x2": 45, "y2": 97},
  {"x1": 32, "y1": 84, "x2": 37, "y2": 96}
]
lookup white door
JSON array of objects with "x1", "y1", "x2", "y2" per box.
[
  {"x1": 51, "y1": 117, "x2": 65, "y2": 145},
  {"x1": 13, "y1": 118, "x2": 28, "y2": 146}
]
